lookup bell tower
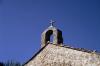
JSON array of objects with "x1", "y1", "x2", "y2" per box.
[{"x1": 41, "y1": 20, "x2": 63, "y2": 47}]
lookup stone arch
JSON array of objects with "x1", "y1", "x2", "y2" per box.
[
  {"x1": 45, "y1": 30, "x2": 53, "y2": 43},
  {"x1": 41, "y1": 27, "x2": 63, "y2": 47}
]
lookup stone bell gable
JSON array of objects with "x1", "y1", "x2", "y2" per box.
[
  {"x1": 24, "y1": 21, "x2": 100, "y2": 66},
  {"x1": 41, "y1": 26, "x2": 63, "y2": 47}
]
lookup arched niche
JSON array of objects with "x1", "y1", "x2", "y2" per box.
[{"x1": 41, "y1": 26, "x2": 63, "y2": 47}]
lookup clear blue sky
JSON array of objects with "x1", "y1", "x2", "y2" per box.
[{"x1": 0, "y1": 0, "x2": 100, "y2": 63}]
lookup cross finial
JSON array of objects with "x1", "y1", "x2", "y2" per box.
[{"x1": 50, "y1": 20, "x2": 55, "y2": 27}]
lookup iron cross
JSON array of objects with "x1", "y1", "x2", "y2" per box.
[{"x1": 50, "y1": 20, "x2": 55, "y2": 27}]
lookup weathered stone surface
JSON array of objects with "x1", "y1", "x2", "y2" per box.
[
  {"x1": 24, "y1": 24, "x2": 100, "y2": 66},
  {"x1": 41, "y1": 26, "x2": 63, "y2": 48},
  {"x1": 24, "y1": 44, "x2": 100, "y2": 66}
]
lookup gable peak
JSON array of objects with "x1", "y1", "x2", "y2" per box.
[{"x1": 41, "y1": 21, "x2": 63, "y2": 48}]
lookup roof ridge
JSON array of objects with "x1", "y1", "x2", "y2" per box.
[
  {"x1": 52, "y1": 43, "x2": 100, "y2": 54},
  {"x1": 23, "y1": 44, "x2": 49, "y2": 65},
  {"x1": 23, "y1": 43, "x2": 100, "y2": 65}
]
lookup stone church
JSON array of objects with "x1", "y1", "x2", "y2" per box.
[{"x1": 24, "y1": 21, "x2": 100, "y2": 66}]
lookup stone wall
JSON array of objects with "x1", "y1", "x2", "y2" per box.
[{"x1": 25, "y1": 44, "x2": 100, "y2": 66}]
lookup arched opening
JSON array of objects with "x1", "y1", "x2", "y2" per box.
[
  {"x1": 41, "y1": 27, "x2": 63, "y2": 47},
  {"x1": 45, "y1": 30, "x2": 53, "y2": 44},
  {"x1": 50, "y1": 34, "x2": 53, "y2": 43}
]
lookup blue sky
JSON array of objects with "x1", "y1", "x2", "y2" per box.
[{"x1": 0, "y1": 0, "x2": 100, "y2": 63}]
